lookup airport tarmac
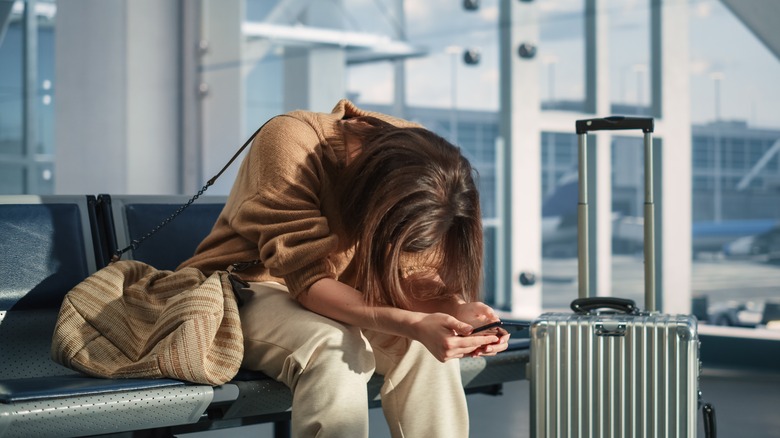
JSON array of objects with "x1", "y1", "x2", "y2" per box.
[{"x1": 539, "y1": 254, "x2": 780, "y2": 312}]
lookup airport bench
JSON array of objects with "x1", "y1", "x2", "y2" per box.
[{"x1": 0, "y1": 194, "x2": 530, "y2": 437}]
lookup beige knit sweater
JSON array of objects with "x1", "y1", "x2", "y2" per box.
[{"x1": 179, "y1": 100, "x2": 419, "y2": 298}]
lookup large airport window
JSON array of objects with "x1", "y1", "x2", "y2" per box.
[
  {"x1": 689, "y1": 0, "x2": 780, "y2": 341},
  {"x1": 0, "y1": 1, "x2": 55, "y2": 194},
  {"x1": 0, "y1": 0, "x2": 776, "y2": 348},
  {"x1": 0, "y1": 2, "x2": 23, "y2": 158},
  {"x1": 539, "y1": 0, "x2": 585, "y2": 112},
  {"x1": 693, "y1": 137, "x2": 713, "y2": 168},
  {"x1": 0, "y1": 163, "x2": 23, "y2": 194},
  {"x1": 608, "y1": 0, "x2": 652, "y2": 116}
]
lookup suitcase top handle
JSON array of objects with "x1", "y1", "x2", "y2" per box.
[
  {"x1": 571, "y1": 297, "x2": 639, "y2": 315},
  {"x1": 576, "y1": 116, "x2": 654, "y2": 134}
]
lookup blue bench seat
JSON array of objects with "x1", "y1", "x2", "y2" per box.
[
  {"x1": 0, "y1": 195, "x2": 530, "y2": 437},
  {"x1": 0, "y1": 196, "x2": 219, "y2": 437}
]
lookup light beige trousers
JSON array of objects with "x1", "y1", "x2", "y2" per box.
[{"x1": 239, "y1": 282, "x2": 469, "y2": 438}]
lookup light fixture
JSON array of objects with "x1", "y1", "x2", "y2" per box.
[
  {"x1": 463, "y1": 48, "x2": 481, "y2": 65},
  {"x1": 463, "y1": 0, "x2": 480, "y2": 11},
  {"x1": 518, "y1": 42, "x2": 537, "y2": 59}
]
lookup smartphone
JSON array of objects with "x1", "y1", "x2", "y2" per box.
[{"x1": 471, "y1": 320, "x2": 530, "y2": 334}]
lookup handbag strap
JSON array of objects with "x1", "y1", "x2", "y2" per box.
[{"x1": 112, "y1": 120, "x2": 270, "y2": 263}]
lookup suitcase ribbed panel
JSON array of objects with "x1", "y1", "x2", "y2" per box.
[{"x1": 530, "y1": 313, "x2": 699, "y2": 438}]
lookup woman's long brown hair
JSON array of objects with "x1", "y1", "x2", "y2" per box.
[{"x1": 335, "y1": 116, "x2": 483, "y2": 309}]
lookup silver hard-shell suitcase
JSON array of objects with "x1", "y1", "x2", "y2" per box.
[{"x1": 529, "y1": 117, "x2": 712, "y2": 437}]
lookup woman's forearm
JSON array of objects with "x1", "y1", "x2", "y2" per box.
[
  {"x1": 297, "y1": 277, "x2": 425, "y2": 339},
  {"x1": 407, "y1": 295, "x2": 465, "y2": 315},
  {"x1": 298, "y1": 278, "x2": 499, "y2": 362}
]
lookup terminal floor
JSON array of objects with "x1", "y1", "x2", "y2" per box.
[{"x1": 181, "y1": 368, "x2": 780, "y2": 437}]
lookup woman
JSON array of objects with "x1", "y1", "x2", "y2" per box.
[{"x1": 179, "y1": 99, "x2": 510, "y2": 437}]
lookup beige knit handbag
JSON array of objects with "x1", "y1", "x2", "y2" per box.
[
  {"x1": 52, "y1": 260, "x2": 243, "y2": 385},
  {"x1": 51, "y1": 122, "x2": 271, "y2": 385}
]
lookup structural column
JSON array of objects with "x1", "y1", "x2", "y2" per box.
[
  {"x1": 55, "y1": 0, "x2": 180, "y2": 195},
  {"x1": 499, "y1": 0, "x2": 542, "y2": 317},
  {"x1": 283, "y1": 1, "x2": 346, "y2": 113},
  {"x1": 652, "y1": 0, "x2": 692, "y2": 313},
  {"x1": 198, "y1": 0, "x2": 244, "y2": 195},
  {"x1": 585, "y1": 0, "x2": 612, "y2": 298}
]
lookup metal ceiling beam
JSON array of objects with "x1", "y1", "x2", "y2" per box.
[
  {"x1": 242, "y1": 22, "x2": 427, "y2": 65},
  {"x1": 0, "y1": 1, "x2": 12, "y2": 47},
  {"x1": 1, "y1": 1, "x2": 58, "y2": 47},
  {"x1": 241, "y1": 0, "x2": 311, "y2": 76},
  {"x1": 720, "y1": 0, "x2": 780, "y2": 61},
  {"x1": 737, "y1": 138, "x2": 780, "y2": 191}
]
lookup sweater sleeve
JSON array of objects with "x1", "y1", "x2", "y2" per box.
[{"x1": 229, "y1": 115, "x2": 339, "y2": 298}]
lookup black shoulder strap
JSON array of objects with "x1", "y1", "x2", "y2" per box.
[{"x1": 112, "y1": 120, "x2": 270, "y2": 262}]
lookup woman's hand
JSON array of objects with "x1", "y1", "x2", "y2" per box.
[
  {"x1": 301, "y1": 279, "x2": 508, "y2": 361},
  {"x1": 466, "y1": 328, "x2": 510, "y2": 357},
  {"x1": 453, "y1": 302, "x2": 510, "y2": 357},
  {"x1": 453, "y1": 301, "x2": 499, "y2": 327},
  {"x1": 409, "y1": 312, "x2": 499, "y2": 362}
]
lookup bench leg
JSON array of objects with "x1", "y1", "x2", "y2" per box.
[{"x1": 273, "y1": 420, "x2": 291, "y2": 438}]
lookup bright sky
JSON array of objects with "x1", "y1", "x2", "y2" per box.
[{"x1": 344, "y1": 0, "x2": 780, "y2": 130}]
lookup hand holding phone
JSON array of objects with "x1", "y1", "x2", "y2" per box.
[{"x1": 470, "y1": 320, "x2": 530, "y2": 335}]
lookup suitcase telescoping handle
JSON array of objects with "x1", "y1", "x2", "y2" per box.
[{"x1": 575, "y1": 116, "x2": 656, "y2": 312}]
